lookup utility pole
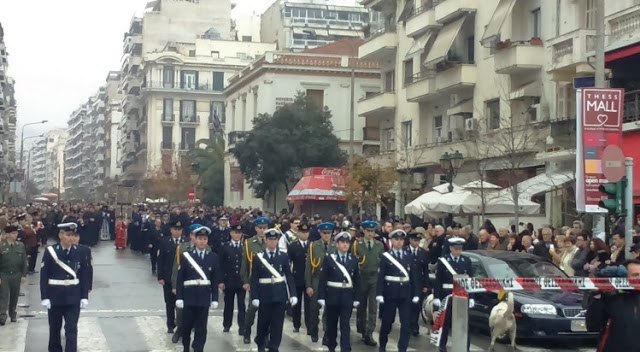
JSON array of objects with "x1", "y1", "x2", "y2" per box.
[
  {"x1": 349, "y1": 60, "x2": 355, "y2": 158},
  {"x1": 625, "y1": 158, "x2": 634, "y2": 259},
  {"x1": 593, "y1": 0, "x2": 607, "y2": 238}
]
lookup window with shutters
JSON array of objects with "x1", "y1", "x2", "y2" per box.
[
  {"x1": 163, "y1": 99, "x2": 173, "y2": 121},
  {"x1": 181, "y1": 70, "x2": 198, "y2": 90},
  {"x1": 404, "y1": 59, "x2": 413, "y2": 86},
  {"x1": 162, "y1": 127, "x2": 173, "y2": 149},
  {"x1": 306, "y1": 89, "x2": 324, "y2": 108},
  {"x1": 434, "y1": 115, "x2": 443, "y2": 140},
  {"x1": 181, "y1": 128, "x2": 196, "y2": 150},
  {"x1": 556, "y1": 83, "x2": 576, "y2": 119},
  {"x1": 401, "y1": 121, "x2": 412, "y2": 148},
  {"x1": 382, "y1": 128, "x2": 395, "y2": 152},
  {"x1": 180, "y1": 100, "x2": 196, "y2": 122},
  {"x1": 584, "y1": 0, "x2": 596, "y2": 29},
  {"x1": 487, "y1": 99, "x2": 500, "y2": 130}
]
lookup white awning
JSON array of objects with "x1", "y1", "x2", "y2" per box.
[
  {"x1": 424, "y1": 16, "x2": 466, "y2": 66},
  {"x1": 481, "y1": 0, "x2": 517, "y2": 45},
  {"x1": 509, "y1": 80, "x2": 542, "y2": 100},
  {"x1": 406, "y1": 31, "x2": 433, "y2": 58},
  {"x1": 501, "y1": 170, "x2": 575, "y2": 200},
  {"x1": 447, "y1": 98, "x2": 473, "y2": 115}
]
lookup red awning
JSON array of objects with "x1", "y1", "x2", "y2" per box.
[
  {"x1": 287, "y1": 174, "x2": 345, "y2": 201},
  {"x1": 622, "y1": 130, "x2": 640, "y2": 204},
  {"x1": 606, "y1": 43, "x2": 640, "y2": 63}
]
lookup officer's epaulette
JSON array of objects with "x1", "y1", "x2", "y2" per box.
[{"x1": 252, "y1": 239, "x2": 258, "y2": 243}]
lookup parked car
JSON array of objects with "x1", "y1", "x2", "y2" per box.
[{"x1": 463, "y1": 250, "x2": 599, "y2": 340}]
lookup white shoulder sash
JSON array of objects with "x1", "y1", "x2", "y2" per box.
[
  {"x1": 382, "y1": 252, "x2": 409, "y2": 278},
  {"x1": 47, "y1": 246, "x2": 77, "y2": 279},
  {"x1": 330, "y1": 254, "x2": 353, "y2": 286},
  {"x1": 182, "y1": 252, "x2": 208, "y2": 281}
]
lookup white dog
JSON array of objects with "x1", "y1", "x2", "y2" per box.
[
  {"x1": 421, "y1": 293, "x2": 437, "y2": 326},
  {"x1": 489, "y1": 291, "x2": 517, "y2": 351}
]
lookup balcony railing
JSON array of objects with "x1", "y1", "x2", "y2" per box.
[
  {"x1": 161, "y1": 141, "x2": 174, "y2": 150},
  {"x1": 144, "y1": 80, "x2": 225, "y2": 92},
  {"x1": 162, "y1": 114, "x2": 175, "y2": 123},
  {"x1": 179, "y1": 115, "x2": 200, "y2": 124},
  {"x1": 180, "y1": 142, "x2": 196, "y2": 151},
  {"x1": 624, "y1": 90, "x2": 640, "y2": 124}
]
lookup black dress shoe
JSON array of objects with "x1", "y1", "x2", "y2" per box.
[
  {"x1": 412, "y1": 331, "x2": 419, "y2": 337},
  {"x1": 378, "y1": 346, "x2": 386, "y2": 352},
  {"x1": 293, "y1": 327, "x2": 300, "y2": 333},
  {"x1": 363, "y1": 335, "x2": 377, "y2": 347},
  {"x1": 10, "y1": 318, "x2": 16, "y2": 323},
  {"x1": 243, "y1": 335, "x2": 251, "y2": 344},
  {"x1": 223, "y1": 327, "x2": 230, "y2": 333},
  {"x1": 0, "y1": 321, "x2": 5, "y2": 326},
  {"x1": 257, "y1": 346, "x2": 266, "y2": 352},
  {"x1": 166, "y1": 327, "x2": 173, "y2": 333},
  {"x1": 171, "y1": 330, "x2": 181, "y2": 343},
  {"x1": 311, "y1": 335, "x2": 319, "y2": 343}
]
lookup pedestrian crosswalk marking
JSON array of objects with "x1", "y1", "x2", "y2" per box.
[{"x1": 77, "y1": 317, "x2": 109, "y2": 351}]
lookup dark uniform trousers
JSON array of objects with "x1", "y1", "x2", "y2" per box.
[
  {"x1": 157, "y1": 236, "x2": 182, "y2": 330},
  {"x1": 288, "y1": 241, "x2": 310, "y2": 331},
  {"x1": 319, "y1": 254, "x2": 360, "y2": 352},
  {"x1": 40, "y1": 245, "x2": 92, "y2": 352},
  {"x1": 377, "y1": 251, "x2": 419, "y2": 352},
  {"x1": 221, "y1": 242, "x2": 246, "y2": 331},
  {"x1": 251, "y1": 250, "x2": 296, "y2": 352},
  {"x1": 435, "y1": 254, "x2": 473, "y2": 352},
  {"x1": 176, "y1": 249, "x2": 221, "y2": 352}
]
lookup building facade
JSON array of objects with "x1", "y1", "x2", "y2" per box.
[
  {"x1": 105, "y1": 71, "x2": 123, "y2": 180},
  {"x1": 30, "y1": 129, "x2": 67, "y2": 194},
  {"x1": 223, "y1": 39, "x2": 380, "y2": 210},
  {"x1": 0, "y1": 23, "x2": 17, "y2": 202},
  {"x1": 260, "y1": 0, "x2": 371, "y2": 51},
  {"x1": 65, "y1": 104, "x2": 88, "y2": 195},
  {"x1": 354, "y1": 0, "x2": 634, "y2": 227}
]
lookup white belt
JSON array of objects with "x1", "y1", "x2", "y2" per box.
[
  {"x1": 327, "y1": 281, "x2": 353, "y2": 289},
  {"x1": 384, "y1": 276, "x2": 409, "y2": 283},
  {"x1": 184, "y1": 279, "x2": 211, "y2": 286},
  {"x1": 259, "y1": 277, "x2": 285, "y2": 284},
  {"x1": 442, "y1": 284, "x2": 453, "y2": 289},
  {"x1": 48, "y1": 279, "x2": 79, "y2": 286}
]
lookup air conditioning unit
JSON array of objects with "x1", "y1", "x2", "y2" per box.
[
  {"x1": 450, "y1": 94, "x2": 460, "y2": 107},
  {"x1": 465, "y1": 118, "x2": 478, "y2": 131}
]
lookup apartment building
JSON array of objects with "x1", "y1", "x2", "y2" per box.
[
  {"x1": 65, "y1": 105, "x2": 88, "y2": 195},
  {"x1": 30, "y1": 129, "x2": 66, "y2": 194},
  {"x1": 223, "y1": 39, "x2": 380, "y2": 209},
  {"x1": 0, "y1": 22, "x2": 17, "y2": 202},
  {"x1": 260, "y1": 0, "x2": 371, "y2": 51},
  {"x1": 356, "y1": 0, "x2": 631, "y2": 226},
  {"x1": 105, "y1": 71, "x2": 123, "y2": 180}
]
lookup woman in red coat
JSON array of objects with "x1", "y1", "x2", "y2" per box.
[{"x1": 115, "y1": 217, "x2": 128, "y2": 249}]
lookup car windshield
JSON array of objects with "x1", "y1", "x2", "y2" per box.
[{"x1": 482, "y1": 256, "x2": 567, "y2": 279}]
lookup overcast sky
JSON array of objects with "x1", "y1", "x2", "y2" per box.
[{"x1": 0, "y1": 0, "x2": 274, "y2": 139}]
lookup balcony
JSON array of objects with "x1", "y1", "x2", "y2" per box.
[
  {"x1": 359, "y1": 26, "x2": 398, "y2": 62},
  {"x1": 434, "y1": 0, "x2": 477, "y2": 23},
  {"x1": 122, "y1": 75, "x2": 141, "y2": 95},
  {"x1": 368, "y1": 152, "x2": 396, "y2": 168},
  {"x1": 435, "y1": 64, "x2": 476, "y2": 94},
  {"x1": 624, "y1": 90, "x2": 640, "y2": 130},
  {"x1": 96, "y1": 127, "x2": 105, "y2": 136},
  {"x1": 122, "y1": 55, "x2": 142, "y2": 74},
  {"x1": 124, "y1": 33, "x2": 142, "y2": 54},
  {"x1": 494, "y1": 40, "x2": 544, "y2": 74},
  {"x1": 406, "y1": 71, "x2": 437, "y2": 102},
  {"x1": 162, "y1": 114, "x2": 175, "y2": 125},
  {"x1": 227, "y1": 131, "x2": 247, "y2": 151},
  {"x1": 362, "y1": 127, "x2": 380, "y2": 145},
  {"x1": 409, "y1": 139, "x2": 476, "y2": 167},
  {"x1": 357, "y1": 91, "x2": 396, "y2": 119},
  {"x1": 406, "y1": 6, "x2": 439, "y2": 37},
  {"x1": 179, "y1": 115, "x2": 200, "y2": 125},
  {"x1": 142, "y1": 80, "x2": 225, "y2": 95},
  {"x1": 547, "y1": 28, "x2": 596, "y2": 77},
  {"x1": 136, "y1": 143, "x2": 147, "y2": 157}
]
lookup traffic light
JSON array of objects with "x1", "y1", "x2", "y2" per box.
[{"x1": 598, "y1": 177, "x2": 627, "y2": 217}]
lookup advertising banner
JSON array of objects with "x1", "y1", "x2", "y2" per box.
[{"x1": 579, "y1": 88, "x2": 625, "y2": 213}]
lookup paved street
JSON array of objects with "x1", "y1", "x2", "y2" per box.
[{"x1": 1, "y1": 242, "x2": 597, "y2": 352}]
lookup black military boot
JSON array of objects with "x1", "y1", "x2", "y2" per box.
[
  {"x1": 364, "y1": 334, "x2": 377, "y2": 347},
  {"x1": 171, "y1": 329, "x2": 181, "y2": 343}
]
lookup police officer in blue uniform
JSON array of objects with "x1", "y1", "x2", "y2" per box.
[
  {"x1": 175, "y1": 226, "x2": 221, "y2": 352},
  {"x1": 157, "y1": 220, "x2": 185, "y2": 334},
  {"x1": 219, "y1": 223, "x2": 245, "y2": 333},
  {"x1": 287, "y1": 223, "x2": 311, "y2": 333},
  {"x1": 250, "y1": 229, "x2": 297, "y2": 352},
  {"x1": 433, "y1": 237, "x2": 474, "y2": 352},
  {"x1": 318, "y1": 231, "x2": 360, "y2": 352},
  {"x1": 406, "y1": 231, "x2": 430, "y2": 336},
  {"x1": 376, "y1": 229, "x2": 420, "y2": 352},
  {"x1": 40, "y1": 221, "x2": 92, "y2": 352}
]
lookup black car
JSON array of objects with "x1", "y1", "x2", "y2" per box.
[{"x1": 464, "y1": 250, "x2": 599, "y2": 340}]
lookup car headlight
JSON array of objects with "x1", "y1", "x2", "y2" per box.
[{"x1": 521, "y1": 304, "x2": 557, "y2": 315}]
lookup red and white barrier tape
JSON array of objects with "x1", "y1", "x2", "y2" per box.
[{"x1": 454, "y1": 277, "x2": 640, "y2": 293}]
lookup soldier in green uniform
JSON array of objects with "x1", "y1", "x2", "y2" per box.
[
  {"x1": 242, "y1": 217, "x2": 269, "y2": 344},
  {"x1": 352, "y1": 220, "x2": 384, "y2": 346},
  {"x1": 0, "y1": 225, "x2": 27, "y2": 325},
  {"x1": 305, "y1": 222, "x2": 337, "y2": 343},
  {"x1": 170, "y1": 223, "x2": 210, "y2": 343}
]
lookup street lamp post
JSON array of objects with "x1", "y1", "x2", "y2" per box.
[
  {"x1": 440, "y1": 150, "x2": 464, "y2": 225},
  {"x1": 19, "y1": 120, "x2": 48, "y2": 171}
]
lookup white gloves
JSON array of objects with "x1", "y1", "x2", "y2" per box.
[
  {"x1": 80, "y1": 299, "x2": 89, "y2": 309},
  {"x1": 353, "y1": 301, "x2": 360, "y2": 308},
  {"x1": 432, "y1": 298, "x2": 441, "y2": 309},
  {"x1": 412, "y1": 296, "x2": 419, "y2": 304},
  {"x1": 376, "y1": 296, "x2": 384, "y2": 304},
  {"x1": 252, "y1": 299, "x2": 260, "y2": 308},
  {"x1": 290, "y1": 297, "x2": 298, "y2": 307},
  {"x1": 211, "y1": 302, "x2": 219, "y2": 309},
  {"x1": 468, "y1": 298, "x2": 475, "y2": 309},
  {"x1": 41, "y1": 299, "x2": 51, "y2": 310},
  {"x1": 318, "y1": 299, "x2": 325, "y2": 307},
  {"x1": 176, "y1": 300, "x2": 184, "y2": 309}
]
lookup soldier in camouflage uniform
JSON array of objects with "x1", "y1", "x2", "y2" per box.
[
  {"x1": 305, "y1": 222, "x2": 337, "y2": 343},
  {"x1": 241, "y1": 217, "x2": 269, "y2": 344}
]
